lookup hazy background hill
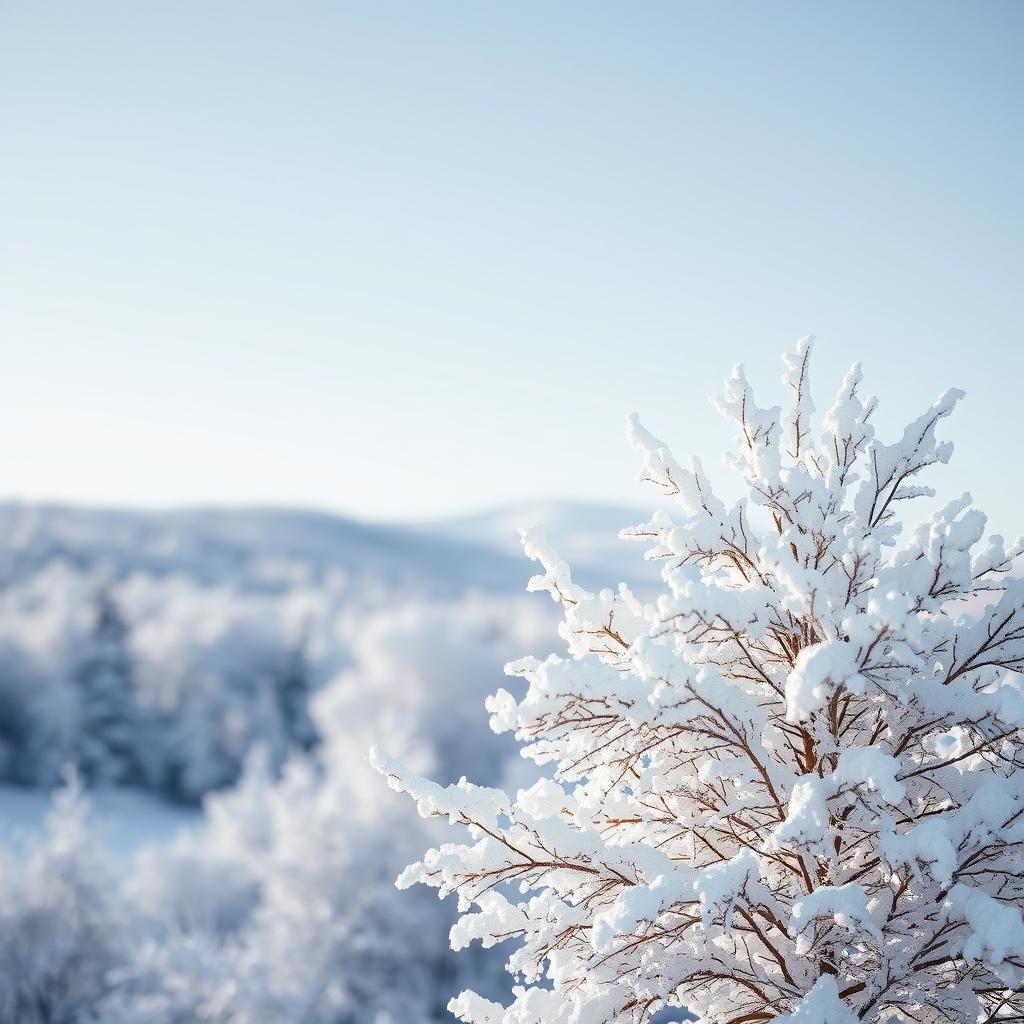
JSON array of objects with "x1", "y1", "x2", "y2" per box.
[
  {"x1": 0, "y1": 500, "x2": 651, "y2": 593},
  {"x1": 0, "y1": 503, "x2": 526, "y2": 593}
]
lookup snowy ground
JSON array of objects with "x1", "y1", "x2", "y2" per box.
[{"x1": 0, "y1": 783, "x2": 199, "y2": 861}]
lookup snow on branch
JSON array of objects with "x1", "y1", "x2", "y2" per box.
[{"x1": 375, "y1": 341, "x2": 1024, "y2": 1023}]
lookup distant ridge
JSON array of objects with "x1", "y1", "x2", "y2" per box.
[
  {"x1": 0, "y1": 499, "x2": 661, "y2": 598},
  {"x1": 0, "y1": 502, "x2": 526, "y2": 595}
]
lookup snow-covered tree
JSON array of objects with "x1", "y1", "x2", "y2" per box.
[
  {"x1": 73, "y1": 589, "x2": 142, "y2": 785},
  {"x1": 123, "y1": 576, "x2": 331, "y2": 803},
  {"x1": 376, "y1": 338, "x2": 1024, "y2": 1023},
  {"x1": 0, "y1": 771, "x2": 127, "y2": 1024}
]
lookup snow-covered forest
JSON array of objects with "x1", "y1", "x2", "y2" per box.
[{"x1": 0, "y1": 503, "x2": 624, "y2": 1022}]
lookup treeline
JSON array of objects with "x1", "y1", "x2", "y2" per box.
[
  {"x1": 0, "y1": 563, "x2": 322, "y2": 802},
  {"x1": 0, "y1": 561, "x2": 557, "y2": 1021}
]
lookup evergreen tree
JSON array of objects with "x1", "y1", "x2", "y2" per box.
[{"x1": 74, "y1": 590, "x2": 141, "y2": 786}]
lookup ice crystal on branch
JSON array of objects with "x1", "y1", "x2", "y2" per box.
[{"x1": 375, "y1": 338, "x2": 1024, "y2": 1023}]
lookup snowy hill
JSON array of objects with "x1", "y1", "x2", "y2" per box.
[
  {"x1": 0, "y1": 502, "x2": 531, "y2": 595},
  {"x1": 0, "y1": 499, "x2": 659, "y2": 596}
]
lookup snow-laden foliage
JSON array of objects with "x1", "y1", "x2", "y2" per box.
[
  {"x1": 378, "y1": 339, "x2": 1024, "y2": 1023},
  {"x1": 0, "y1": 772, "x2": 127, "y2": 1024}
]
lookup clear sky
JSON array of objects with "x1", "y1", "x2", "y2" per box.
[{"x1": 1, "y1": 2, "x2": 1021, "y2": 532}]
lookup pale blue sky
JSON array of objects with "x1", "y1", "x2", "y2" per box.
[{"x1": 1, "y1": 2, "x2": 1021, "y2": 532}]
